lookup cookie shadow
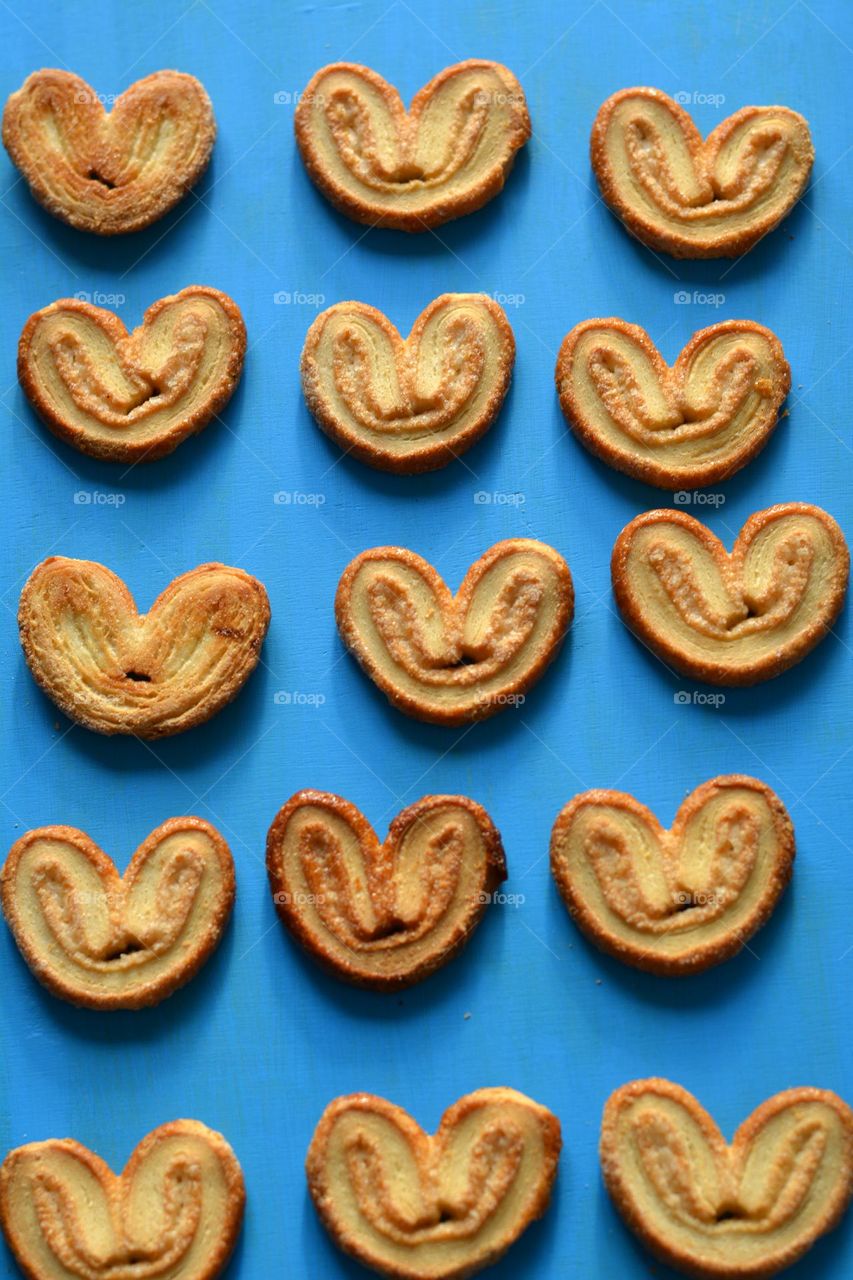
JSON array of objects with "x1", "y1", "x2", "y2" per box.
[
  {"x1": 4, "y1": 911, "x2": 236, "y2": 1047},
  {"x1": 550, "y1": 873, "x2": 796, "y2": 1012}
]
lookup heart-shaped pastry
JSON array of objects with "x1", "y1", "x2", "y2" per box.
[
  {"x1": 590, "y1": 87, "x2": 814, "y2": 258},
  {"x1": 335, "y1": 539, "x2": 573, "y2": 725},
  {"x1": 550, "y1": 775, "x2": 794, "y2": 976},
  {"x1": 19, "y1": 557, "x2": 271, "y2": 738},
  {"x1": 0, "y1": 1120, "x2": 244, "y2": 1280},
  {"x1": 556, "y1": 319, "x2": 790, "y2": 489},
  {"x1": 2, "y1": 817, "x2": 234, "y2": 1008},
  {"x1": 266, "y1": 791, "x2": 505, "y2": 990},
  {"x1": 3, "y1": 69, "x2": 215, "y2": 235},
  {"x1": 307, "y1": 1087, "x2": 561, "y2": 1279},
  {"x1": 295, "y1": 60, "x2": 530, "y2": 231},
  {"x1": 611, "y1": 504, "x2": 849, "y2": 685},
  {"x1": 19, "y1": 287, "x2": 246, "y2": 463},
  {"x1": 301, "y1": 294, "x2": 514, "y2": 473},
  {"x1": 600, "y1": 1078, "x2": 853, "y2": 1278}
]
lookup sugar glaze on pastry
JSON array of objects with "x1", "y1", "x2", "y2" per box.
[
  {"x1": 295, "y1": 60, "x2": 530, "y2": 230},
  {"x1": 307, "y1": 1088, "x2": 561, "y2": 1279}
]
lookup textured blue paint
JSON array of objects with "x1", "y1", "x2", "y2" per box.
[{"x1": 1, "y1": 2, "x2": 851, "y2": 1277}]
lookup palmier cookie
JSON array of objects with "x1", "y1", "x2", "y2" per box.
[
  {"x1": 556, "y1": 319, "x2": 789, "y2": 490},
  {"x1": 267, "y1": 792, "x2": 505, "y2": 990},
  {"x1": 301, "y1": 294, "x2": 514, "y2": 473},
  {"x1": 591, "y1": 87, "x2": 813, "y2": 258},
  {"x1": 0, "y1": 1120, "x2": 244, "y2": 1280},
  {"x1": 19, "y1": 557, "x2": 270, "y2": 738},
  {"x1": 336, "y1": 540, "x2": 573, "y2": 725},
  {"x1": 307, "y1": 1088, "x2": 561, "y2": 1279},
  {"x1": 2, "y1": 818, "x2": 234, "y2": 1009},
  {"x1": 19, "y1": 288, "x2": 246, "y2": 463},
  {"x1": 600, "y1": 1078, "x2": 853, "y2": 1278},
  {"x1": 295, "y1": 60, "x2": 530, "y2": 231},
  {"x1": 612, "y1": 504, "x2": 849, "y2": 685},
  {"x1": 550, "y1": 776, "x2": 793, "y2": 976},
  {"x1": 3, "y1": 70, "x2": 215, "y2": 235}
]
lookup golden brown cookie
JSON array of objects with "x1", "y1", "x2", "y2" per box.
[
  {"x1": 18, "y1": 287, "x2": 246, "y2": 463},
  {"x1": 550, "y1": 775, "x2": 794, "y2": 976},
  {"x1": 295, "y1": 60, "x2": 530, "y2": 231},
  {"x1": 555, "y1": 319, "x2": 790, "y2": 489},
  {"x1": 19, "y1": 557, "x2": 270, "y2": 737},
  {"x1": 2, "y1": 818, "x2": 234, "y2": 1009},
  {"x1": 301, "y1": 294, "x2": 514, "y2": 473},
  {"x1": 600, "y1": 1078, "x2": 853, "y2": 1278},
  {"x1": 611, "y1": 504, "x2": 849, "y2": 685},
  {"x1": 307, "y1": 1088, "x2": 561, "y2": 1279},
  {"x1": 590, "y1": 87, "x2": 814, "y2": 258},
  {"x1": 0, "y1": 1120, "x2": 244, "y2": 1280},
  {"x1": 3, "y1": 69, "x2": 215, "y2": 235},
  {"x1": 335, "y1": 539, "x2": 573, "y2": 725},
  {"x1": 266, "y1": 791, "x2": 505, "y2": 990}
]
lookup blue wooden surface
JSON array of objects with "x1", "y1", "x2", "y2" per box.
[{"x1": 1, "y1": 1, "x2": 851, "y2": 1276}]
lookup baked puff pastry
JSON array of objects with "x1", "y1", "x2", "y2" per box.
[
  {"x1": 612, "y1": 504, "x2": 849, "y2": 685},
  {"x1": 2, "y1": 818, "x2": 234, "y2": 1009},
  {"x1": 0, "y1": 1120, "x2": 244, "y2": 1280},
  {"x1": 335, "y1": 540, "x2": 573, "y2": 725},
  {"x1": 19, "y1": 557, "x2": 270, "y2": 737},
  {"x1": 301, "y1": 294, "x2": 514, "y2": 473},
  {"x1": 3, "y1": 70, "x2": 215, "y2": 235},
  {"x1": 266, "y1": 791, "x2": 505, "y2": 990},
  {"x1": 307, "y1": 1088, "x2": 561, "y2": 1279},
  {"x1": 295, "y1": 60, "x2": 530, "y2": 231},
  {"x1": 19, "y1": 287, "x2": 246, "y2": 463},
  {"x1": 600, "y1": 1079, "x2": 853, "y2": 1278},
  {"x1": 556, "y1": 319, "x2": 790, "y2": 489},
  {"x1": 550, "y1": 776, "x2": 794, "y2": 976},
  {"x1": 590, "y1": 88, "x2": 813, "y2": 258}
]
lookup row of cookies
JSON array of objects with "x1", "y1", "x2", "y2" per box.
[
  {"x1": 15, "y1": 507, "x2": 849, "y2": 746},
  {"x1": 18, "y1": 285, "x2": 795, "y2": 486},
  {"x1": 2, "y1": 1078, "x2": 852, "y2": 1280},
  {"x1": 4, "y1": 64, "x2": 812, "y2": 257},
  {"x1": 0, "y1": 775, "x2": 795, "y2": 1007}
]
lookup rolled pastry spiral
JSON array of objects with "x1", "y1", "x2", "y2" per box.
[
  {"x1": 556, "y1": 318, "x2": 789, "y2": 489},
  {"x1": 335, "y1": 539, "x2": 574, "y2": 725},
  {"x1": 0, "y1": 1121, "x2": 244, "y2": 1280},
  {"x1": 18, "y1": 557, "x2": 271, "y2": 738},
  {"x1": 19, "y1": 287, "x2": 246, "y2": 462},
  {"x1": 600, "y1": 1078, "x2": 853, "y2": 1278},
  {"x1": 307, "y1": 1087, "x2": 561, "y2": 1279},
  {"x1": 3, "y1": 69, "x2": 215, "y2": 235},
  {"x1": 550, "y1": 775, "x2": 794, "y2": 975},
  {"x1": 301, "y1": 294, "x2": 514, "y2": 473},
  {"x1": 266, "y1": 791, "x2": 506, "y2": 989},
  {"x1": 591, "y1": 87, "x2": 813, "y2": 258},
  {"x1": 611, "y1": 504, "x2": 849, "y2": 685},
  {"x1": 2, "y1": 818, "x2": 235, "y2": 1008},
  {"x1": 295, "y1": 60, "x2": 530, "y2": 230}
]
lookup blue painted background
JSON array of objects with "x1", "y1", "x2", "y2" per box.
[{"x1": 1, "y1": 1, "x2": 851, "y2": 1276}]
